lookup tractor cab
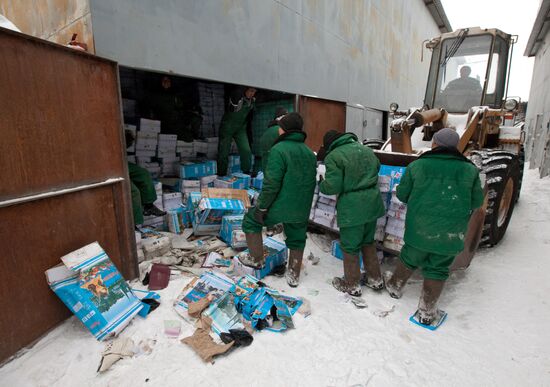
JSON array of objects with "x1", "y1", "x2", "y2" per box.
[{"x1": 424, "y1": 27, "x2": 514, "y2": 113}]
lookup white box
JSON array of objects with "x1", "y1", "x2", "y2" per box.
[
  {"x1": 159, "y1": 134, "x2": 178, "y2": 141},
  {"x1": 180, "y1": 179, "x2": 201, "y2": 190},
  {"x1": 140, "y1": 118, "x2": 161, "y2": 132},
  {"x1": 137, "y1": 131, "x2": 159, "y2": 140},
  {"x1": 135, "y1": 150, "x2": 156, "y2": 157}
]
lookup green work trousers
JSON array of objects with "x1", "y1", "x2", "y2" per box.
[
  {"x1": 400, "y1": 243, "x2": 456, "y2": 281},
  {"x1": 339, "y1": 221, "x2": 377, "y2": 255},
  {"x1": 218, "y1": 127, "x2": 252, "y2": 176},
  {"x1": 242, "y1": 210, "x2": 308, "y2": 250},
  {"x1": 128, "y1": 162, "x2": 157, "y2": 225}
]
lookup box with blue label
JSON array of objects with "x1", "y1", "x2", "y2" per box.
[
  {"x1": 247, "y1": 188, "x2": 260, "y2": 206},
  {"x1": 331, "y1": 239, "x2": 363, "y2": 261},
  {"x1": 185, "y1": 192, "x2": 202, "y2": 224},
  {"x1": 179, "y1": 160, "x2": 217, "y2": 179},
  {"x1": 379, "y1": 165, "x2": 406, "y2": 190},
  {"x1": 45, "y1": 242, "x2": 143, "y2": 341},
  {"x1": 232, "y1": 237, "x2": 288, "y2": 279},
  {"x1": 214, "y1": 173, "x2": 251, "y2": 190},
  {"x1": 219, "y1": 215, "x2": 246, "y2": 249},
  {"x1": 193, "y1": 197, "x2": 246, "y2": 235},
  {"x1": 228, "y1": 154, "x2": 254, "y2": 173},
  {"x1": 251, "y1": 172, "x2": 263, "y2": 190},
  {"x1": 166, "y1": 206, "x2": 190, "y2": 233}
]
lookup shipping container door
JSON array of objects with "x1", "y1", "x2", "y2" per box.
[
  {"x1": 0, "y1": 28, "x2": 136, "y2": 362},
  {"x1": 298, "y1": 96, "x2": 345, "y2": 151},
  {"x1": 346, "y1": 105, "x2": 384, "y2": 141}
]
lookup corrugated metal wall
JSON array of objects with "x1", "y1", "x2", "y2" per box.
[
  {"x1": 89, "y1": 0, "x2": 440, "y2": 112},
  {"x1": 525, "y1": 27, "x2": 550, "y2": 178}
]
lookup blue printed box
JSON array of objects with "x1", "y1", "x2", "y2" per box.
[
  {"x1": 219, "y1": 215, "x2": 246, "y2": 249},
  {"x1": 214, "y1": 173, "x2": 251, "y2": 190},
  {"x1": 233, "y1": 237, "x2": 288, "y2": 279},
  {"x1": 179, "y1": 160, "x2": 217, "y2": 179},
  {"x1": 193, "y1": 198, "x2": 246, "y2": 235},
  {"x1": 45, "y1": 242, "x2": 143, "y2": 341},
  {"x1": 331, "y1": 240, "x2": 363, "y2": 261},
  {"x1": 251, "y1": 172, "x2": 263, "y2": 190}
]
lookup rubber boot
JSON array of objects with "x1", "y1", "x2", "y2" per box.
[
  {"x1": 360, "y1": 244, "x2": 384, "y2": 290},
  {"x1": 385, "y1": 260, "x2": 413, "y2": 299},
  {"x1": 143, "y1": 203, "x2": 166, "y2": 217},
  {"x1": 240, "y1": 233, "x2": 265, "y2": 269},
  {"x1": 418, "y1": 279, "x2": 445, "y2": 325},
  {"x1": 332, "y1": 252, "x2": 362, "y2": 296},
  {"x1": 285, "y1": 249, "x2": 304, "y2": 288}
]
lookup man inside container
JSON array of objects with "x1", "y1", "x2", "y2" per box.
[
  {"x1": 385, "y1": 128, "x2": 484, "y2": 325},
  {"x1": 240, "y1": 113, "x2": 317, "y2": 287},
  {"x1": 217, "y1": 87, "x2": 256, "y2": 176},
  {"x1": 319, "y1": 130, "x2": 386, "y2": 297},
  {"x1": 143, "y1": 75, "x2": 185, "y2": 138},
  {"x1": 259, "y1": 106, "x2": 288, "y2": 171},
  {"x1": 125, "y1": 130, "x2": 166, "y2": 225}
]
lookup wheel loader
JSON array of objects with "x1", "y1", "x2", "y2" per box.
[{"x1": 369, "y1": 27, "x2": 524, "y2": 269}]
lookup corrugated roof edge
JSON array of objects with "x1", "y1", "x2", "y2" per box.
[
  {"x1": 424, "y1": 0, "x2": 452, "y2": 33},
  {"x1": 524, "y1": 0, "x2": 550, "y2": 57}
]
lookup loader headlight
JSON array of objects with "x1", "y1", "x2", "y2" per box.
[
  {"x1": 389, "y1": 102, "x2": 399, "y2": 113},
  {"x1": 504, "y1": 98, "x2": 518, "y2": 111}
]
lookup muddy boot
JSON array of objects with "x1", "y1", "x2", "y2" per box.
[
  {"x1": 239, "y1": 233, "x2": 265, "y2": 269},
  {"x1": 418, "y1": 279, "x2": 445, "y2": 325},
  {"x1": 360, "y1": 244, "x2": 384, "y2": 290},
  {"x1": 385, "y1": 260, "x2": 414, "y2": 299},
  {"x1": 332, "y1": 252, "x2": 362, "y2": 296},
  {"x1": 285, "y1": 249, "x2": 304, "y2": 288}
]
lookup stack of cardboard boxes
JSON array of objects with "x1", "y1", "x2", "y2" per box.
[
  {"x1": 157, "y1": 134, "x2": 178, "y2": 176},
  {"x1": 198, "y1": 82, "x2": 225, "y2": 138}
]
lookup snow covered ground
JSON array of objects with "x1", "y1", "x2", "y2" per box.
[{"x1": 1, "y1": 168, "x2": 549, "y2": 386}]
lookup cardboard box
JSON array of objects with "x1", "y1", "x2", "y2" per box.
[
  {"x1": 166, "y1": 207, "x2": 188, "y2": 234},
  {"x1": 201, "y1": 187, "x2": 251, "y2": 208},
  {"x1": 179, "y1": 160, "x2": 217, "y2": 178},
  {"x1": 159, "y1": 134, "x2": 178, "y2": 141},
  {"x1": 247, "y1": 188, "x2": 260, "y2": 206},
  {"x1": 331, "y1": 240, "x2": 364, "y2": 260},
  {"x1": 127, "y1": 155, "x2": 136, "y2": 164},
  {"x1": 135, "y1": 150, "x2": 156, "y2": 158},
  {"x1": 232, "y1": 237, "x2": 288, "y2": 279},
  {"x1": 193, "y1": 141, "x2": 208, "y2": 154},
  {"x1": 163, "y1": 192, "x2": 183, "y2": 211},
  {"x1": 316, "y1": 201, "x2": 336, "y2": 214},
  {"x1": 214, "y1": 173, "x2": 251, "y2": 190},
  {"x1": 139, "y1": 118, "x2": 161, "y2": 132},
  {"x1": 251, "y1": 172, "x2": 263, "y2": 190},
  {"x1": 200, "y1": 175, "x2": 218, "y2": 189},
  {"x1": 45, "y1": 242, "x2": 143, "y2": 340},
  {"x1": 219, "y1": 215, "x2": 245, "y2": 248},
  {"x1": 180, "y1": 179, "x2": 201, "y2": 191},
  {"x1": 313, "y1": 208, "x2": 336, "y2": 228},
  {"x1": 192, "y1": 198, "x2": 246, "y2": 235},
  {"x1": 136, "y1": 131, "x2": 158, "y2": 140}
]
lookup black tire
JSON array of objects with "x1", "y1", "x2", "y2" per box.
[
  {"x1": 516, "y1": 145, "x2": 525, "y2": 202},
  {"x1": 363, "y1": 138, "x2": 385, "y2": 150},
  {"x1": 471, "y1": 150, "x2": 520, "y2": 247}
]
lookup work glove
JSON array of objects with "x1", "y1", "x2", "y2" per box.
[{"x1": 254, "y1": 207, "x2": 268, "y2": 225}]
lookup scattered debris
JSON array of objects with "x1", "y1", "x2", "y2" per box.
[
  {"x1": 372, "y1": 305, "x2": 396, "y2": 318},
  {"x1": 97, "y1": 337, "x2": 135, "y2": 372},
  {"x1": 164, "y1": 320, "x2": 182, "y2": 338}
]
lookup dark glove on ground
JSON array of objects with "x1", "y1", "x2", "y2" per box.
[
  {"x1": 254, "y1": 207, "x2": 268, "y2": 225},
  {"x1": 220, "y1": 329, "x2": 254, "y2": 347}
]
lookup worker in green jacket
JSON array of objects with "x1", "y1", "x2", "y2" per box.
[
  {"x1": 217, "y1": 87, "x2": 256, "y2": 176},
  {"x1": 319, "y1": 131, "x2": 386, "y2": 297},
  {"x1": 259, "y1": 107, "x2": 288, "y2": 171},
  {"x1": 241, "y1": 113, "x2": 317, "y2": 287},
  {"x1": 385, "y1": 128, "x2": 484, "y2": 325},
  {"x1": 125, "y1": 130, "x2": 166, "y2": 225}
]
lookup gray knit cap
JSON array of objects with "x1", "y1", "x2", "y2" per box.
[{"x1": 433, "y1": 128, "x2": 459, "y2": 149}]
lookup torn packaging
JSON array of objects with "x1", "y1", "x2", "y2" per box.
[
  {"x1": 181, "y1": 324, "x2": 234, "y2": 363},
  {"x1": 97, "y1": 337, "x2": 135, "y2": 372},
  {"x1": 173, "y1": 271, "x2": 235, "y2": 318}
]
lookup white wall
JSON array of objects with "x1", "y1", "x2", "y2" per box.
[{"x1": 89, "y1": 0, "x2": 441, "y2": 112}]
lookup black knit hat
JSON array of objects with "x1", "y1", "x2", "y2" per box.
[
  {"x1": 278, "y1": 112, "x2": 303, "y2": 132},
  {"x1": 323, "y1": 129, "x2": 345, "y2": 150},
  {"x1": 267, "y1": 107, "x2": 289, "y2": 127}
]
